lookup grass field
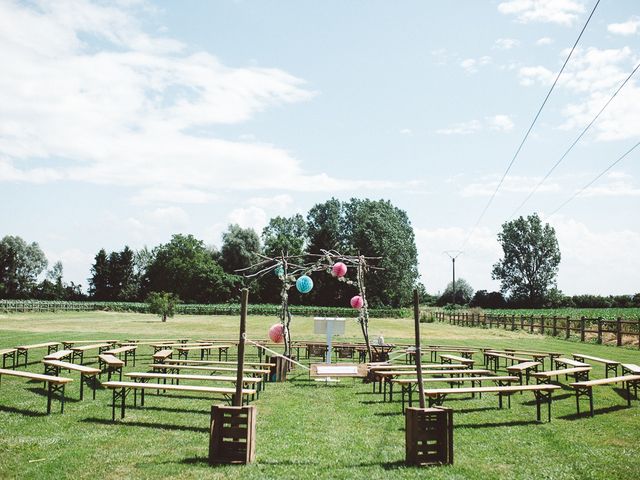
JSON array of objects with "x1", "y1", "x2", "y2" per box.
[
  {"x1": 1, "y1": 312, "x2": 639, "y2": 480},
  {"x1": 481, "y1": 307, "x2": 640, "y2": 320}
]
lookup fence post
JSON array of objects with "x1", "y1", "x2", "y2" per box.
[
  {"x1": 597, "y1": 318, "x2": 603, "y2": 344},
  {"x1": 483, "y1": 314, "x2": 487, "y2": 329},
  {"x1": 565, "y1": 316, "x2": 571, "y2": 339},
  {"x1": 540, "y1": 316, "x2": 545, "y2": 335},
  {"x1": 530, "y1": 316, "x2": 534, "y2": 334},
  {"x1": 552, "y1": 316, "x2": 557, "y2": 337},
  {"x1": 511, "y1": 315, "x2": 516, "y2": 331},
  {"x1": 616, "y1": 318, "x2": 622, "y2": 347},
  {"x1": 580, "y1": 317, "x2": 586, "y2": 342},
  {"x1": 520, "y1": 315, "x2": 524, "y2": 330}
]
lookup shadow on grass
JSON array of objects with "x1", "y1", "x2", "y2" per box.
[
  {"x1": 372, "y1": 411, "x2": 402, "y2": 417},
  {"x1": 81, "y1": 417, "x2": 209, "y2": 433},
  {"x1": 25, "y1": 387, "x2": 81, "y2": 403},
  {"x1": 559, "y1": 404, "x2": 628, "y2": 420},
  {"x1": 456, "y1": 419, "x2": 540, "y2": 429},
  {"x1": 0, "y1": 405, "x2": 48, "y2": 417},
  {"x1": 128, "y1": 404, "x2": 209, "y2": 415}
]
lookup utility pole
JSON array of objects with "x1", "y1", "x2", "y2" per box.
[{"x1": 443, "y1": 251, "x2": 463, "y2": 305}]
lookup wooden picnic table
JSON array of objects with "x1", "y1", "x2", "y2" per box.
[
  {"x1": 62, "y1": 340, "x2": 118, "y2": 349},
  {"x1": 71, "y1": 343, "x2": 112, "y2": 364},
  {"x1": 16, "y1": 342, "x2": 61, "y2": 367},
  {"x1": 484, "y1": 352, "x2": 530, "y2": 371},
  {"x1": 43, "y1": 360, "x2": 101, "y2": 400},
  {"x1": 103, "y1": 345, "x2": 137, "y2": 366},
  {"x1": 571, "y1": 375, "x2": 640, "y2": 416},
  {"x1": 176, "y1": 344, "x2": 230, "y2": 361},
  {"x1": 98, "y1": 354, "x2": 124, "y2": 381},
  {"x1": 506, "y1": 361, "x2": 542, "y2": 385},
  {"x1": 572, "y1": 353, "x2": 620, "y2": 378}
]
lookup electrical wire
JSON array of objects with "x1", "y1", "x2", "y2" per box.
[
  {"x1": 548, "y1": 140, "x2": 640, "y2": 217},
  {"x1": 459, "y1": 0, "x2": 601, "y2": 249},
  {"x1": 510, "y1": 60, "x2": 640, "y2": 218}
]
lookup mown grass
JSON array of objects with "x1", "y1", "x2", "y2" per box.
[{"x1": 0, "y1": 312, "x2": 639, "y2": 479}]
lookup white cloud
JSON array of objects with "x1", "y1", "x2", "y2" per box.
[
  {"x1": 437, "y1": 114, "x2": 514, "y2": 135},
  {"x1": 579, "y1": 171, "x2": 640, "y2": 197},
  {"x1": 400, "y1": 128, "x2": 413, "y2": 135},
  {"x1": 519, "y1": 47, "x2": 640, "y2": 140},
  {"x1": 536, "y1": 36, "x2": 554, "y2": 46},
  {"x1": 498, "y1": 0, "x2": 585, "y2": 26},
  {"x1": 461, "y1": 175, "x2": 560, "y2": 197},
  {"x1": 487, "y1": 114, "x2": 515, "y2": 132},
  {"x1": 608, "y1": 16, "x2": 640, "y2": 36},
  {"x1": 43, "y1": 247, "x2": 95, "y2": 286},
  {"x1": 494, "y1": 38, "x2": 520, "y2": 50},
  {"x1": 247, "y1": 194, "x2": 294, "y2": 210},
  {"x1": 228, "y1": 206, "x2": 269, "y2": 233},
  {"x1": 547, "y1": 216, "x2": 640, "y2": 294},
  {"x1": 0, "y1": 1, "x2": 413, "y2": 199},
  {"x1": 460, "y1": 56, "x2": 491, "y2": 74}
]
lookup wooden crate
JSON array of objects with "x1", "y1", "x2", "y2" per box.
[
  {"x1": 209, "y1": 405, "x2": 257, "y2": 465},
  {"x1": 405, "y1": 406, "x2": 453, "y2": 466},
  {"x1": 266, "y1": 354, "x2": 288, "y2": 382}
]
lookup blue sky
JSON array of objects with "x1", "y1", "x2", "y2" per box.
[{"x1": 1, "y1": 0, "x2": 639, "y2": 296}]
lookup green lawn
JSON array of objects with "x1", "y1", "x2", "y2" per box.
[{"x1": 0, "y1": 312, "x2": 639, "y2": 479}]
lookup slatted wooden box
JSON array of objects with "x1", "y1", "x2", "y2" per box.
[
  {"x1": 405, "y1": 406, "x2": 453, "y2": 466},
  {"x1": 209, "y1": 405, "x2": 257, "y2": 465},
  {"x1": 266, "y1": 354, "x2": 288, "y2": 382}
]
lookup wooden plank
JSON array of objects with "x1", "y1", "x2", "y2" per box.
[{"x1": 0, "y1": 368, "x2": 72, "y2": 384}]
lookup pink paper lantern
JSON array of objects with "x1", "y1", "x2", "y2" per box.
[
  {"x1": 350, "y1": 295, "x2": 364, "y2": 309},
  {"x1": 268, "y1": 323, "x2": 284, "y2": 343},
  {"x1": 331, "y1": 262, "x2": 348, "y2": 278}
]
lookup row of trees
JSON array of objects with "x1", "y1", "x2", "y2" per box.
[{"x1": 0, "y1": 198, "x2": 420, "y2": 307}]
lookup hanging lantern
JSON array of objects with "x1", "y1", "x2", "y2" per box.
[
  {"x1": 331, "y1": 262, "x2": 348, "y2": 278},
  {"x1": 350, "y1": 295, "x2": 364, "y2": 309},
  {"x1": 296, "y1": 275, "x2": 314, "y2": 294},
  {"x1": 268, "y1": 323, "x2": 284, "y2": 343}
]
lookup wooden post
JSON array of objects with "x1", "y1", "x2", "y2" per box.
[
  {"x1": 520, "y1": 315, "x2": 524, "y2": 330},
  {"x1": 565, "y1": 316, "x2": 571, "y2": 339},
  {"x1": 597, "y1": 318, "x2": 603, "y2": 344},
  {"x1": 530, "y1": 316, "x2": 534, "y2": 334},
  {"x1": 616, "y1": 318, "x2": 622, "y2": 347},
  {"x1": 540, "y1": 316, "x2": 545, "y2": 335},
  {"x1": 234, "y1": 289, "x2": 249, "y2": 407},
  {"x1": 413, "y1": 289, "x2": 425, "y2": 409},
  {"x1": 552, "y1": 316, "x2": 558, "y2": 337},
  {"x1": 511, "y1": 315, "x2": 516, "y2": 331},
  {"x1": 580, "y1": 317, "x2": 586, "y2": 342}
]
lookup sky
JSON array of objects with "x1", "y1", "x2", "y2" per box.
[{"x1": 1, "y1": 0, "x2": 639, "y2": 296}]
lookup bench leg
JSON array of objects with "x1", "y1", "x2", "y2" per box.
[
  {"x1": 121, "y1": 387, "x2": 126, "y2": 419},
  {"x1": 112, "y1": 389, "x2": 116, "y2": 421},
  {"x1": 61, "y1": 385, "x2": 65, "y2": 414},
  {"x1": 80, "y1": 374, "x2": 84, "y2": 400},
  {"x1": 47, "y1": 382, "x2": 52, "y2": 415}
]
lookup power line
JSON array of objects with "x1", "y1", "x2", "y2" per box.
[
  {"x1": 459, "y1": 0, "x2": 601, "y2": 249},
  {"x1": 510, "y1": 60, "x2": 640, "y2": 219},
  {"x1": 548, "y1": 140, "x2": 640, "y2": 217}
]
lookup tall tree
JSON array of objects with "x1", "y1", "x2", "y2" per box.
[
  {"x1": 262, "y1": 215, "x2": 307, "y2": 257},
  {"x1": 436, "y1": 278, "x2": 474, "y2": 306},
  {"x1": 89, "y1": 249, "x2": 110, "y2": 300},
  {"x1": 343, "y1": 199, "x2": 419, "y2": 307},
  {"x1": 492, "y1": 213, "x2": 561, "y2": 307},
  {"x1": 142, "y1": 234, "x2": 235, "y2": 303},
  {"x1": 0, "y1": 235, "x2": 48, "y2": 298},
  {"x1": 220, "y1": 224, "x2": 261, "y2": 273}
]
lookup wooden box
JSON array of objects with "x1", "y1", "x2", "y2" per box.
[
  {"x1": 209, "y1": 405, "x2": 257, "y2": 465},
  {"x1": 405, "y1": 406, "x2": 453, "y2": 466}
]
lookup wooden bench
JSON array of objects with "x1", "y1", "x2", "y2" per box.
[
  {"x1": 176, "y1": 344, "x2": 230, "y2": 361},
  {"x1": 393, "y1": 375, "x2": 519, "y2": 412},
  {"x1": 0, "y1": 348, "x2": 16, "y2": 369},
  {"x1": 621, "y1": 364, "x2": 640, "y2": 376},
  {"x1": 125, "y1": 372, "x2": 262, "y2": 397},
  {"x1": 43, "y1": 360, "x2": 101, "y2": 400},
  {"x1": 43, "y1": 349, "x2": 74, "y2": 361},
  {"x1": 149, "y1": 342, "x2": 213, "y2": 354},
  {"x1": 506, "y1": 361, "x2": 541, "y2": 385},
  {"x1": 440, "y1": 354, "x2": 475, "y2": 368},
  {"x1": 0, "y1": 368, "x2": 72, "y2": 414},
  {"x1": 62, "y1": 340, "x2": 118, "y2": 349},
  {"x1": 71, "y1": 343, "x2": 112, "y2": 364},
  {"x1": 376, "y1": 369, "x2": 492, "y2": 401},
  {"x1": 554, "y1": 357, "x2": 590, "y2": 369},
  {"x1": 98, "y1": 354, "x2": 124, "y2": 381},
  {"x1": 152, "y1": 349, "x2": 173, "y2": 364},
  {"x1": 15, "y1": 342, "x2": 61, "y2": 367},
  {"x1": 531, "y1": 367, "x2": 592, "y2": 384},
  {"x1": 504, "y1": 348, "x2": 562, "y2": 367},
  {"x1": 570, "y1": 375, "x2": 640, "y2": 416},
  {"x1": 101, "y1": 381, "x2": 257, "y2": 421},
  {"x1": 424, "y1": 384, "x2": 562, "y2": 422},
  {"x1": 487, "y1": 350, "x2": 548, "y2": 368},
  {"x1": 148, "y1": 363, "x2": 270, "y2": 385},
  {"x1": 164, "y1": 359, "x2": 274, "y2": 368},
  {"x1": 103, "y1": 346, "x2": 137, "y2": 366},
  {"x1": 484, "y1": 352, "x2": 530, "y2": 371},
  {"x1": 572, "y1": 354, "x2": 620, "y2": 378}
]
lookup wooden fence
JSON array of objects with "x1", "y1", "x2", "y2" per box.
[{"x1": 435, "y1": 311, "x2": 640, "y2": 349}]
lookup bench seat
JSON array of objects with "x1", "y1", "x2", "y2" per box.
[
  {"x1": 531, "y1": 367, "x2": 592, "y2": 383},
  {"x1": 103, "y1": 346, "x2": 137, "y2": 367},
  {"x1": 570, "y1": 374, "x2": 640, "y2": 416},
  {"x1": 0, "y1": 368, "x2": 72, "y2": 414},
  {"x1": 621, "y1": 364, "x2": 640, "y2": 375},
  {"x1": 101, "y1": 380, "x2": 257, "y2": 420},
  {"x1": 424, "y1": 384, "x2": 562, "y2": 422},
  {"x1": 98, "y1": 354, "x2": 125, "y2": 381},
  {"x1": 44, "y1": 349, "x2": 74, "y2": 361},
  {"x1": 0, "y1": 349, "x2": 17, "y2": 369},
  {"x1": 572, "y1": 354, "x2": 620, "y2": 377},
  {"x1": 15, "y1": 342, "x2": 61, "y2": 367},
  {"x1": 43, "y1": 360, "x2": 101, "y2": 400},
  {"x1": 152, "y1": 349, "x2": 173, "y2": 363}
]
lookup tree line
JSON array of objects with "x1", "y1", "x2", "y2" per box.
[{"x1": 0, "y1": 198, "x2": 420, "y2": 308}]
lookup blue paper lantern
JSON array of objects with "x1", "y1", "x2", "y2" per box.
[
  {"x1": 296, "y1": 275, "x2": 313, "y2": 294},
  {"x1": 274, "y1": 265, "x2": 284, "y2": 278}
]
